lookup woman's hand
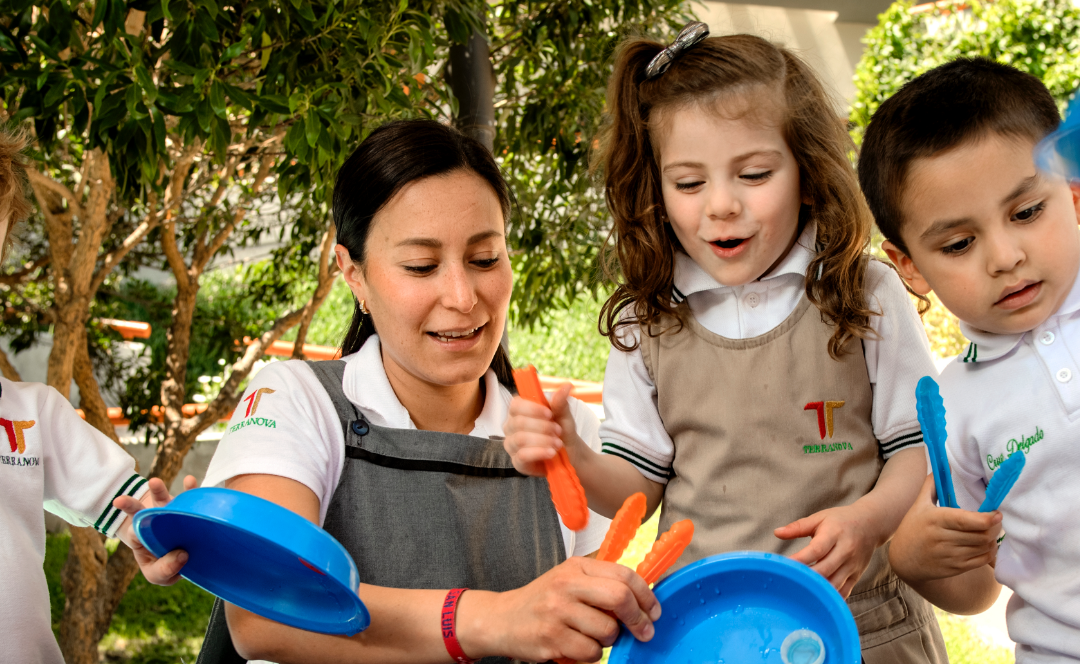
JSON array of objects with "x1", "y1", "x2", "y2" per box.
[
  {"x1": 113, "y1": 475, "x2": 198, "y2": 586},
  {"x1": 775, "y1": 502, "x2": 882, "y2": 598},
  {"x1": 458, "y1": 556, "x2": 661, "y2": 663},
  {"x1": 504, "y1": 383, "x2": 585, "y2": 476},
  {"x1": 889, "y1": 475, "x2": 1001, "y2": 584}
]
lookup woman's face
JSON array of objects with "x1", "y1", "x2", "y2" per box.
[{"x1": 338, "y1": 169, "x2": 512, "y2": 389}]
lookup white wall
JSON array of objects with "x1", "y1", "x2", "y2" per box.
[{"x1": 692, "y1": 1, "x2": 873, "y2": 112}]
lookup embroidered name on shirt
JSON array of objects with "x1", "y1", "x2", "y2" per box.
[
  {"x1": 987, "y1": 426, "x2": 1043, "y2": 470},
  {"x1": 0, "y1": 454, "x2": 39, "y2": 466},
  {"x1": 803, "y1": 442, "x2": 855, "y2": 454},
  {"x1": 229, "y1": 416, "x2": 277, "y2": 433}
]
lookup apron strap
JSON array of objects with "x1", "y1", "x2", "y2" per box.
[
  {"x1": 306, "y1": 359, "x2": 361, "y2": 439},
  {"x1": 195, "y1": 597, "x2": 246, "y2": 664}
]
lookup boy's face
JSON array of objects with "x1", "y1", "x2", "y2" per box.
[{"x1": 885, "y1": 133, "x2": 1080, "y2": 335}]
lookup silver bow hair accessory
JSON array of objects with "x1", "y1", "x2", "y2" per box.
[{"x1": 644, "y1": 21, "x2": 710, "y2": 80}]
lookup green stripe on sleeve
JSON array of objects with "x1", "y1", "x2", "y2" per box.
[
  {"x1": 94, "y1": 474, "x2": 140, "y2": 530},
  {"x1": 98, "y1": 477, "x2": 148, "y2": 535},
  {"x1": 601, "y1": 442, "x2": 673, "y2": 480}
]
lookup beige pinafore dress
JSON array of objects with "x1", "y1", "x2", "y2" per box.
[{"x1": 638, "y1": 295, "x2": 947, "y2": 663}]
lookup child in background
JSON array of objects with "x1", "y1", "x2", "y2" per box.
[
  {"x1": 504, "y1": 25, "x2": 945, "y2": 662},
  {"x1": 0, "y1": 128, "x2": 192, "y2": 664},
  {"x1": 860, "y1": 58, "x2": 1080, "y2": 663}
]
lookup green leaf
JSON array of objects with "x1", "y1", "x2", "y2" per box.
[
  {"x1": 196, "y1": 96, "x2": 213, "y2": 133},
  {"x1": 260, "y1": 32, "x2": 272, "y2": 70},
  {"x1": 160, "y1": 0, "x2": 172, "y2": 21},
  {"x1": 91, "y1": 0, "x2": 108, "y2": 28},
  {"x1": 210, "y1": 81, "x2": 227, "y2": 116},
  {"x1": 305, "y1": 109, "x2": 319, "y2": 148},
  {"x1": 220, "y1": 37, "x2": 248, "y2": 64},
  {"x1": 134, "y1": 65, "x2": 157, "y2": 103}
]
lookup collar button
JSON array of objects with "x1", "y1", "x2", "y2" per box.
[{"x1": 1041, "y1": 331, "x2": 1056, "y2": 345}]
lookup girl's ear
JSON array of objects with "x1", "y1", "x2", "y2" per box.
[
  {"x1": 335, "y1": 244, "x2": 367, "y2": 301},
  {"x1": 882, "y1": 240, "x2": 932, "y2": 296},
  {"x1": 1070, "y1": 181, "x2": 1080, "y2": 223}
]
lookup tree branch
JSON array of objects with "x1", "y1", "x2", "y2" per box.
[
  {"x1": 191, "y1": 305, "x2": 306, "y2": 434},
  {"x1": 0, "y1": 255, "x2": 50, "y2": 287},
  {"x1": 0, "y1": 345, "x2": 22, "y2": 382},
  {"x1": 292, "y1": 222, "x2": 339, "y2": 359}
]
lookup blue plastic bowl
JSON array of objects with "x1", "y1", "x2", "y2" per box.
[
  {"x1": 134, "y1": 487, "x2": 369, "y2": 635},
  {"x1": 608, "y1": 552, "x2": 861, "y2": 664},
  {"x1": 1035, "y1": 98, "x2": 1080, "y2": 181}
]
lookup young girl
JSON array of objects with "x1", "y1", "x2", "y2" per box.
[{"x1": 505, "y1": 27, "x2": 947, "y2": 662}]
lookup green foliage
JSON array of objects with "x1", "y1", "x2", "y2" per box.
[
  {"x1": 45, "y1": 533, "x2": 214, "y2": 663},
  {"x1": 852, "y1": 0, "x2": 1080, "y2": 145},
  {"x1": 93, "y1": 265, "x2": 300, "y2": 433},
  {"x1": 508, "y1": 291, "x2": 612, "y2": 382},
  {"x1": 492, "y1": 2, "x2": 689, "y2": 325}
]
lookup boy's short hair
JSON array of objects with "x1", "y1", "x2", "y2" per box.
[
  {"x1": 858, "y1": 58, "x2": 1060, "y2": 254},
  {"x1": 0, "y1": 128, "x2": 31, "y2": 231}
]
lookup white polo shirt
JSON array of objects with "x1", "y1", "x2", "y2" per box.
[
  {"x1": 940, "y1": 268, "x2": 1080, "y2": 663},
  {"x1": 203, "y1": 336, "x2": 610, "y2": 559},
  {"x1": 0, "y1": 378, "x2": 148, "y2": 664},
  {"x1": 599, "y1": 224, "x2": 936, "y2": 482}
]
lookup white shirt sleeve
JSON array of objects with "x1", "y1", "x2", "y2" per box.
[
  {"x1": 863, "y1": 261, "x2": 937, "y2": 458},
  {"x1": 202, "y1": 360, "x2": 346, "y2": 526},
  {"x1": 567, "y1": 397, "x2": 612, "y2": 556},
  {"x1": 596, "y1": 324, "x2": 675, "y2": 484},
  {"x1": 31, "y1": 382, "x2": 149, "y2": 538}
]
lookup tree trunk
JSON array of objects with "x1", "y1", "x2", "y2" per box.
[
  {"x1": 58, "y1": 527, "x2": 109, "y2": 664},
  {"x1": 447, "y1": 28, "x2": 496, "y2": 152}
]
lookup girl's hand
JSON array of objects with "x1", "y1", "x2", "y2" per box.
[
  {"x1": 113, "y1": 475, "x2": 198, "y2": 586},
  {"x1": 503, "y1": 383, "x2": 584, "y2": 477},
  {"x1": 774, "y1": 503, "x2": 882, "y2": 598},
  {"x1": 889, "y1": 475, "x2": 1001, "y2": 584},
  {"x1": 459, "y1": 556, "x2": 660, "y2": 662}
]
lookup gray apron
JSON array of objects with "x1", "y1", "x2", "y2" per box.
[{"x1": 197, "y1": 359, "x2": 566, "y2": 664}]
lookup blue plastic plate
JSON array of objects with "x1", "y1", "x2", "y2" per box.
[
  {"x1": 133, "y1": 487, "x2": 369, "y2": 635},
  {"x1": 608, "y1": 552, "x2": 861, "y2": 664}
]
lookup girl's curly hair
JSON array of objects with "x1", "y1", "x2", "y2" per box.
[{"x1": 596, "y1": 33, "x2": 878, "y2": 359}]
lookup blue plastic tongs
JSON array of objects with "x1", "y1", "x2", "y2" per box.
[
  {"x1": 915, "y1": 376, "x2": 958, "y2": 508},
  {"x1": 979, "y1": 450, "x2": 1025, "y2": 513}
]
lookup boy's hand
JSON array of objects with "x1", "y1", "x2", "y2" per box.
[
  {"x1": 889, "y1": 475, "x2": 1001, "y2": 584},
  {"x1": 775, "y1": 503, "x2": 881, "y2": 598},
  {"x1": 503, "y1": 383, "x2": 584, "y2": 477},
  {"x1": 113, "y1": 475, "x2": 198, "y2": 586}
]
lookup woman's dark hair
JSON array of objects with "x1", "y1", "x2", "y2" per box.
[{"x1": 333, "y1": 119, "x2": 516, "y2": 389}]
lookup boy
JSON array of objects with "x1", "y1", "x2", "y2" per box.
[
  {"x1": 0, "y1": 128, "x2": 192, "y2": 664},
  {"x1": 859, "y1": 58, "x2": 1080, "y2": 662}
]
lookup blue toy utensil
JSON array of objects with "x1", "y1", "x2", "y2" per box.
[
  {"x1": 607, "y1": 552, "x2": 861, "y2": 664},
  {"x1": 1035, "y1": 97, "x2": 1080, "y2": 181},
  {"x1": 134, "y1": 487, "x2": 370, "y2": 636},
  {"x1": 979, "y1": 450, "x2": 1026, "y2": 513},
  {"x1": 916, "y1": 376, "x2": 958, "y2": 509}
]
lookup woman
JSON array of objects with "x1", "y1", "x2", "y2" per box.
[{"x1": 195, "y1": 119, "x2": 660, "y2": 664}]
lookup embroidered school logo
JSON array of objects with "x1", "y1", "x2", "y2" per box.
[
  {"x1": 804, "y1": 401, "x2": 844, "y2": 439},
  {"x1": 802, "y1": 401, "x2": 853, "y2": 455},
  {"x1": 230, "y1": 388, "x2": 278, "y2": 433},
  {"x1": 1, "y1": 418, "x2": 35, "y2": 454},
  {"x1": 243, "y1": 387, "x2": 275, "y2": 417}
]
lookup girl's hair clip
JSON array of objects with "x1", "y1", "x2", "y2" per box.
[{"x1": 644, "y1": 22, "x2": 710, "y2": 81}]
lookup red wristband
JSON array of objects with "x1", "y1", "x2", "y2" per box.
[{"x1": 441, "y1": 588, "x2": 474, "y2": 664}]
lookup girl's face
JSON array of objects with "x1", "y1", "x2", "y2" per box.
[
  {"x1": 337, "y1": 169, "x2": 512, "y2": 390},
  {"x1": 654, "y1": 102, "x2": 804, "y2": 287}
]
